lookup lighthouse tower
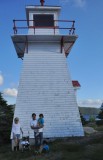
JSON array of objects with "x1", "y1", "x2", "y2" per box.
[{"x1": 11, "y1": 0, "x2": 84, "y2": 140}]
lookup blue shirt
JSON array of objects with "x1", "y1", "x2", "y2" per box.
[
  {"x1": 43, "y1": 144, "x2": 49, "y2": 151},
  {"x1": 38, "y1": 118, "x2": 44, "y2": 126}
]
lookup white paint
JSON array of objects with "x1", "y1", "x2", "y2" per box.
[
  {"x1": 28, "y1": 42, "x2": 60, "y2": 53},
  {"x1": 13, "y1": 51, "x2": 84, "y2": 138}
]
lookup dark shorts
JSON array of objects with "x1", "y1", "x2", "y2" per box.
[{"x1": 13, "y1": 134, "x2": 20, "y2": 140}]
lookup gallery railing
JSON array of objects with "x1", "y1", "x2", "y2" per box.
[{"x1": 13, "y1": 19, "x2": 75, "y2": 35}]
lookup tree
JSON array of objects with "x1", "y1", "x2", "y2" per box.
[
  {"x1": 96, "y1": 103, "x2": 103, "y2": 125},
  {"x1": 100, "y1": 103, "x2": 103, "y2": 111},
  {"x1": 97, "y1": 103, "x2": 103, "y2": 119},
  {"x1": 0, "y1": 92, "x2": 14, "y2": 143},
  {"x1": 79, "y1": 110, "x2": 87, "y2": 125}
]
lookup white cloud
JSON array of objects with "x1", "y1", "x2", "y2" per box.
[
  {"x1": 0, "y1": 74, "x2": 3, "y2": 86},
  {"x1": 3, "y1": 88, "x2": 18, "y2": 97},
  {"x1": 74, "y1": 0, "x2": 86, "y2": 7},
  {"x1": 78, "y1": 99, "x2": 103, "y2": 108},
  {"x1": 59, "y1": 0, "x2": 86, "y2": 7}
]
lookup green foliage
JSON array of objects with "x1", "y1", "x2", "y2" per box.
[
  {"x1": 98, "y1": 110, "x2": 103, "y2": 119},
  {"x1": 100, "y1": 103, "x2": 103, "y2": 110},
  {"x1": 89, "y1": 115, "x2": 95, "y2": 122},
  {"x1": 0, "y1": 92, "x2": 14, "y2": 143},
  {"x1": 79, "y1": 110, "x2": 87, "y2": 125},
  {"x1": 96, "y1": 105, "x2": 103, "y2": 125}
]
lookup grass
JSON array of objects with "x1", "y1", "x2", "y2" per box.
[
  {"x1": 1, "y1": 138, "x2": 103, "y2": 160},
  {"x1": 95, "y1": 125, "x2": 103, "y2": 131},
  {"x1": 1, "y1": 124, "x2": 103, "y2": 160}
]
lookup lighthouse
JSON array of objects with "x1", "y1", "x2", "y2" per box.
[{"x1": 11, "y1": 0, "x2": 84, "y2": 142}]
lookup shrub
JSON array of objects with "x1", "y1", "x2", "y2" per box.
[{"x1": 0, "y1": 93, "x2": 14, "y2": 143}]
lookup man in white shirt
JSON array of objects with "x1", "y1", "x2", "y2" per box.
[{"x1": 30, "y1": 113, "x2": 38, "y2": 147}]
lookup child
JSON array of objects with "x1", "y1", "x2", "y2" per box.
[
  {"x1": 38, "y1": 114, "x2": 44, "y2": 128},
  {"x1": 39, "y1": 140, "x2": 49, "y2": 153},
  {"x1": 12, "y1": 117, "x2": 23, "y2": 151},
  {"x1": 36, "y1": 114, "x2": 44, "y2": 136},
  {"x1": 35, "y1": 114, "x2": 44, "y2": 147}
]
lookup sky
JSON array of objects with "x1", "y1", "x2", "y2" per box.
[{"x1": 0, "y1": 0, "x2": 103, "y2": 108}]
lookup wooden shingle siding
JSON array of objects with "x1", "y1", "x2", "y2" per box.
[{"x1": 13, "y1": 50, "x2": 84, "y2": 138}]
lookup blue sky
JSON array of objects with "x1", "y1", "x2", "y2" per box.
[{"x1": 0, "y1": 0, "x2": 103, "y2": 108}]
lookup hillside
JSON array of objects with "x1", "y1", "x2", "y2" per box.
[{"x1": 79, "y1": 107, "x2": 100, "y2": 115}]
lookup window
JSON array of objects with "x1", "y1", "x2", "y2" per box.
[{"x1": 33, "y1": 14, "x2": 54, "y2": 27}]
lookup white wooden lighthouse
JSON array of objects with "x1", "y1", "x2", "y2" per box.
[{"x1": 11, "y1": 0, "x2": 84, "y2": 140}]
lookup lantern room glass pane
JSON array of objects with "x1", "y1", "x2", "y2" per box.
[{"x1": 33, "y1": 14, "x2": 54, "y2": 27}]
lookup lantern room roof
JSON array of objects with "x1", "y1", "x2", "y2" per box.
[
  {"x1": 26, "y1": 5, "x2": 61, "y2": 9},
  {"x1": 26, "y1": 5, "x2": 61, "y2": 11}
]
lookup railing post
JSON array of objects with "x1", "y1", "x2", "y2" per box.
[
  {"x1": 73, "y1": 28, "x2": 75, "y2": 35},
  {"x1": 34, "y1": 26, "x2": 35, "y2": 35},
  {"x1": 72, "y1": 21, "x2": 75, "y2": 35},
  {"x1": 54, "y1": 20, "x2": 55, "y2": 35},
  {"x1": 61, "y1": 36, "x2": 64, "y2": 53},
  {"x1": 34, "y1": 20, "x2": 35, "y2": 35},
  {"x1": 69, "y1": 29, "x2": 71, "y2": 35},
  {"x1": 54, "y1": 26, "x2": 55, "y2": 35},
  {"x1": 69, "y1": 20, "x2": 75, "y2": 35},
  {"x1": 13, "y1": 19, "x2": 17, "y2": 34}
]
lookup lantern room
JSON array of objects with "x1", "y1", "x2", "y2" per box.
[{"x1": 26, "y1": 5, "x2": 61, "y2": 35}]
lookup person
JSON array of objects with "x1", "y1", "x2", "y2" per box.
[
  {"x1": 38, "y1": 114, "x2": 44, "y2": 128},
  {"x1": 42, "y1": 140, "x2": 49, "y2": 153},
  {"x1": 30, "y1": 113, "x2": 38, "y2": 147},
  {"x1": 37, "y1": 114, "x2": 44, "y2": 146},
  {"x1": 12, "y1": 117, "x2": 23, "y2": 151},
  {"x1": 38, "y1": 140, "x2": 49, "y2": 154}
]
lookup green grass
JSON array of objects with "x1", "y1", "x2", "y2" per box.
[
  {"x1": 1, "y1": 137, "x2": 103, "y2": 160},
  {"x1": 1, "y1": 128, "x2": 103, "y2": 160},
  {"x1": 95, "y1": 125, "x2": 103, "y2": 131}
]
